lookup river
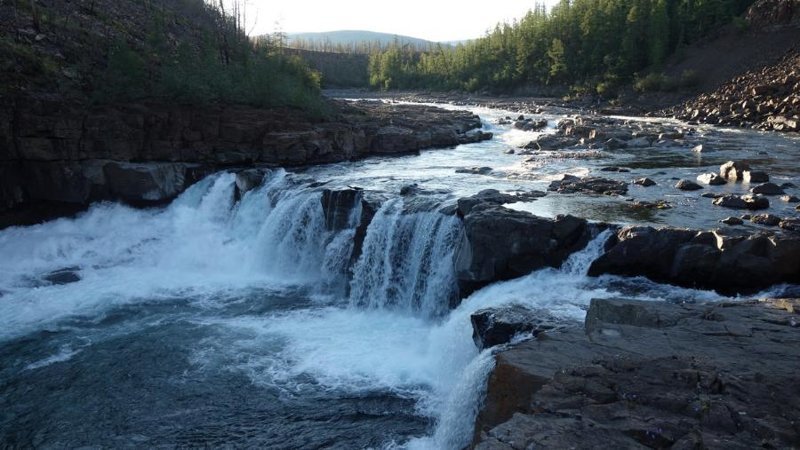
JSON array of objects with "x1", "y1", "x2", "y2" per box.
[{"x1": 0, "y1": 103, "x2": 795, "y2": 448}]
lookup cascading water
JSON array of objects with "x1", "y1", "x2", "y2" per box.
[
  {"x1": 349, "y1": 199, "x2": 463, "y2": 317},
  {"x1": 0, "y1": 167, "x2": 730, "y2": 449}
]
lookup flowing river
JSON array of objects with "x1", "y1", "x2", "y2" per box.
[{"x1": 1, "y1": 103, "x2": 796, "y2": 448}]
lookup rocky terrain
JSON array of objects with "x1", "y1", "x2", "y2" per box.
[
  {"x1": 0, "y1": 100, "x2": 489, "y2": 227},
  {"x1": 667, "y1": 49, "x2": 800, "y2": 132},
  {"x1": 472, "y1": 297, "x2": 800, "y2": 449}
]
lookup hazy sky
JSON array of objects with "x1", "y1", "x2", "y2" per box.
[{"x1": 243, "y1": 1, "x2": 558, "y2": 42}]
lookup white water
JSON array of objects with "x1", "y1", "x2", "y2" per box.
[{"x1": 0, "y1": 169, "x2": 731, "y2": 449}]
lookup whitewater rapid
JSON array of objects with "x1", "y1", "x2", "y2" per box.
[{"x1": 0, "y1": 166, "x2": 735, "y2": 449}]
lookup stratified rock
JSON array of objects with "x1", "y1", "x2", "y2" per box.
[
  {"x1": 720, "y1": 160, "x2": 751, "y2": 182},
  {"x1": 633, "y1": 177, "x2": 656, "y2": 187},
  {"x1": 102, "y1": 162, "x2": 192, "y2": 204},
  {"x1": 696, "y1": 172, "x2": 727, "y2": 185},
  {"x1": 474, "y1": 298, "x2": 800, "y2": 450},
  {"x1": 471, "y1": 305, "x2": 558, "y2": 350},
  {"x1": 751, "y1": 182, "x2": 785, "y2": 195},
  {"x1": 675, "y1": 179, "x2": 703, "y2": 191},
  {"x1": 548, "y1": 175, "x2": 628, "y2": 196},
  {"x1": 743, "y1": 170, "x2": 770, "y2": 183}
]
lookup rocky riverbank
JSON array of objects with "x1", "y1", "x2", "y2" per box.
[
  {"x1": 472, "y1": 297, "x2": 800, "y2": 449},
  {"x1": 0, "y1": 100, "x2": 489, "y2": 227}
]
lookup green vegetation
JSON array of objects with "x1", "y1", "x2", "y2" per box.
[
  {"x1": 2, "y1": 0, "x2": 326, "y2": 112},
  {"x1": 367, "y1": 0, "x2": 755, "y2": 95}
]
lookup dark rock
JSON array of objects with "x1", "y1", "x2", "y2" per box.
[
  {"x1": 633, "y1": 177, "x2": 656, "y2": 187},
  {"x1": 713, "y1": 194, "x2": 770, "y2": 210},
  {"x1": 471, "y1": 305, "x2": 558, "y2": 350},
  {"x1": 456, "y1": 189, "x2": 546, "y2": 216},
  {"x1": 780, "y1": 195, "x2": 800, "y2": 203},
  {"x1": 42, "y1": 267, "x2": 81, "y2": 285},
  {"x1": 234, "y1": 169, "x2": 268, "y2": 198},
  {"x1": 751, "y1": 213, "x2": 781, "y2": 226},
  {"x1": 320, "y1": 189, "x2": 363, "y2": 231},
  {"x1": 102, "y1": 162, "x2": 191, "y2": 204},
  {"x1": 750, "y1": 182, "x2": 785, "y2": 195},
  {"x1": 457, "y1": 207, "x2": 591, "y2": 288},
  {"x1": 526, "y1": 134, "x2": 579, "y2": 151},
  {"x1": 599, "y1": 166, "x2": 629, "y2": 173},
  {"x1": 779, "y1": 218, "x2": 800, "y2": 231},
  {"x1": 743, "y1": 170, "x2": 770, "y2": 183},
  {"x1": 475, "y1": 298, "x2": 800, "y2": 450},
  {"x1": 548, "y1": 175, "x2": 628, "y2": 196},
  {"x1": 720, "y1": 216, "x2": 744, "y2": 225},
  {"x1": 455, "y1": 166, "x2": 493, "y2": 175},
  {"x1": 589, "y1": 226, "x2": 800, "y2": 293},
  {"x1": 720, "y1": 160, "x2": 751, "y2": 182},
  {"x1": 696, "y1": 172, "x2": 727, "y2": 186},
  {"x1": 399, "y1": 183, "x2": 419, "y2": 196},
  {"x1": 675, "y1": 179, "x2": 703, "y2": 191},
  {"x1": 782, "y1": 182, "x2": 798, "y2": 189},
  {"x1": 603, "y1": 137, "x2": 627, "y2": 150}
]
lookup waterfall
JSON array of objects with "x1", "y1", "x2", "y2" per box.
[{"x1": 348, "y1": 199, "x2": 464, "y2": 318}]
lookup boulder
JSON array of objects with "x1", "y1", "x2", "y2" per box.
[
  {"x1": 470, "y1": 305, "x2": 558, "y2": 350},
  {"x1": 713, "y1": 194, "x2": 770, "y2": 210},
  {"x1": 633, "y1": 177, "x2": 656, "y2": 187},
  {"x1": 781, "y1": 195, "x2": 800, "y2": 203},
  {"x1": 720, "y1": 216, "x2": 744, "y2": 225},
  {"x1": 751, "y1": 213, "x2": 781, "y2": 226},
  {"x1": 675, "y1": 179, "x2": 703, "y2": 191},
  {"x1": 696, "y1": 172, "x2": 727, "y2": 186},
  {"x1": 42, "y1": 267, "x2": 81, "y2": 285},
  {"x1": 589, "y1": 226, "x2": 800, "y2": 293},
  {"x1": 743, "y1": 170, "x2": 770, "y2": 183},
  {"x1": 456, "y1": 166, "x2": 493, "y2": 175},
  {"x1": 548, "y1": 175, "x2": 628, "y2": 196},
  {"x1": 234, "y1": 168, "x2": 268, "y2": 198},
  {"x1": 456, "y1": 189, "x2": 546, "y2": 216},
  {"x1": 751, "y1": 182, "x2": 785, "y2": 195},
  {"x1": 457, "y1": 206, "x2": 592, "y2": 289},
  {"x1": 720, "y1": 160, "x2": 751, "y2": 182}
]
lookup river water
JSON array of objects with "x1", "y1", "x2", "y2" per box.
[{"x1": 0, "y1": 103, "x2": 794, "y2": 448}]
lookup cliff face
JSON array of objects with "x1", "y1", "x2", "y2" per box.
[{"x1": 0, "y1": 100, "x2": 489, "y2": 227}]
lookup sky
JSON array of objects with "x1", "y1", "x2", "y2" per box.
[{"x1": 241, "y1": 1, "x2": 558, "y2": 42}]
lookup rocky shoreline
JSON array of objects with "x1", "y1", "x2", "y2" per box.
[
  {"x1": 471, "y1": 297, "x2": 800, "y2": 449},
  {"x1": 0, "y1": 99, "x2": 490, "y2": 228}
]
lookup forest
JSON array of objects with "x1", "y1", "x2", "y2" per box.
[{"x1": 367, "y1": 0, "x2": 755, "y2": 95}]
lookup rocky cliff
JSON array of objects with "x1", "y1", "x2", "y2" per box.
[{"x1": 0, "y1": 100, "x2": 489, "y2": 227}]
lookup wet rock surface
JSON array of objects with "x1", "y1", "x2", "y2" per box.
[
  {"x1": 456, "y1": 204, "x2": 594, "y2": 292},
  {"x1": 470, "y1": 305, "x2": 559, "y2": 350},
  {"x1": 548, "y1": 175, "x2": 628, "y2": 196},
  {"x1": 474, "y1": 298, "x2": 800, "y2": 449},
  {"x1": 588, "y1": 226, "x2": 800, "y2": 294}
]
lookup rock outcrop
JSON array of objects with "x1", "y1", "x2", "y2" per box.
[
  {"x1": 0, "y1": 100, "x2": 488, "y2": 227},
  {"x1": 456, "y1": 202, "x2": 595, "y2": 293},
  {"x1": 588, "y1": 226, "x2": 800, "y2": 294},
  {"x1": 474, "y1": 298, "x2": 800, "y2": 449}
]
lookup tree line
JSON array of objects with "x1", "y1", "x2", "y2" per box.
[{"x1": 367, "y1": 0, "x2": 754, "y2": 94}]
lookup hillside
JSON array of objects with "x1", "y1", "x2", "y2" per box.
[
  {"x1": 287, "y1": 30, "x2": 437, "y2": 50},
  {"x1": 0, "y1": 0, "x2": 323, "y2": 109}
]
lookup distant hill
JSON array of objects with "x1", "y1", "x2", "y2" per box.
[{"x1": 287, "y1": 30, "x2": 439, "y2": 49}]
